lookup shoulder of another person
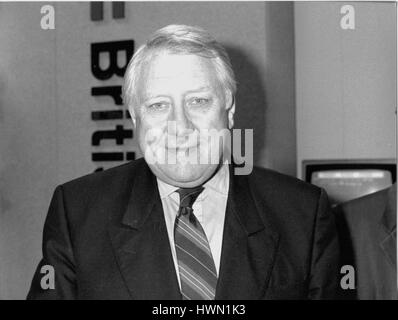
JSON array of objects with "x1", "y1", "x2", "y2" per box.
[{"x1": 335, "y1": 187, "x2": 390, "y2": 225}]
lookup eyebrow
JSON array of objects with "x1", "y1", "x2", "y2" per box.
[
  {"x1": 186, "y1": 86, "x2": 212, "y2": 93},
  {"x1": 144, "y1": 86, "x2": 213, "y2": 100}
]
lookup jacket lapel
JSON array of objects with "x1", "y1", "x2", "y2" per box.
[
  {"x1": 215, "y1": 166, "x2": 280, "y2": 299},
  {"x1": 379, "y1": 184, "x2": 397, "y2": 270},
  {"x1": 108, "y1": 161, "x2": 181, "y2": 300}
]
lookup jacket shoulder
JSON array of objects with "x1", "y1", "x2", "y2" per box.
[
  {"x1": 61, "y1": 158, "x2": 146, "y2": 192},
  {"x1": 249, "y1": 166, "x2": 323, "y2": 200},
  {"x1": 246, "y1": 166, "x2": 327, "y2": 228}
]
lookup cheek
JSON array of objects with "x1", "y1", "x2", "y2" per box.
[
  {"x1": 194, "y1": 107, "x2": 228, "y2": 130},
  {"x1": 136, "y1": 118, "x2": 165, "y2": 149},
  {"x1": 138, "y1": 111, "x2": 169, "y2": 132},
  {"x1": 189, "y1": 97, "x2": 228, "y2": 128}
]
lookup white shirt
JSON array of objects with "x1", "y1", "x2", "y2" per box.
[{"x1": 156, "y1": 164, "x2": 229, "y2": 288}]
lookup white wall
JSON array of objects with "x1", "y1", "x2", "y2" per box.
[
  {"x1": 295, "y1": 2, "x2": 396, "y2": 178},
  {"x1": 0, "y1": 2, "x2": 58, "y2": 300},
  {"x1": 0, "y1": 2, "x2": 296, "y2": 299}
]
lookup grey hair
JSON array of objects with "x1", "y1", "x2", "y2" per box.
[{"x1": 122, "y1": 24, "x2": 237, "y2": 110}]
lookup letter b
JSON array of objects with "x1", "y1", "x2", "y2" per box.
[{"x1": 91, "y1": 40, "x2": 134, "y2": 80}]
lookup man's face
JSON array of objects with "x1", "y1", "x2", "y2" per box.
[{"x1": 130, "y1": 51, "x2": 234, "y2": 187}]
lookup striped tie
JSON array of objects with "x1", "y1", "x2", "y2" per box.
[{"x1": 174, "y1": 187, "x2": 218, "y2": 300}]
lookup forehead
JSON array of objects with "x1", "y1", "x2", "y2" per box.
[{"x1": 139, "y1": 51, "x2": 221, "y2": 94}]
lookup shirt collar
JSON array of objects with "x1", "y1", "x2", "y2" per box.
[
  {"x1": 203, "y1": 162, "x2": 229, "y2": 196},
  {"x1": 157, "y1": 177, "x2": 178, "y2": 199},
  {"x1": 156, "y1": 162, "x2": 230, "y2": 199}
]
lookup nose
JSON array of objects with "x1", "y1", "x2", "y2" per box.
[{"x1": 169, "y1": 101, "x2": 193, "y2": 136}]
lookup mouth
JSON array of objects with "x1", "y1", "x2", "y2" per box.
[{"x1": 165, "y1": 144, "x2": 199, "y2": 153}]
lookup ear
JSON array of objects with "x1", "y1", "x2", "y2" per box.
[
  {"x1": 226, "y1": 91, "x2": 236, "y2": 129},
  {"x1": 128, "y1": 105, "x2": 137, "y2": 129}
]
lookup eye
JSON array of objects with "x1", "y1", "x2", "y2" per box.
[
  {"x1": 188, "y1": 97, "x2": 210, "y2": 107},
  {"x1": 147, "y1": 102, "x2": 169, "y2": 112}
]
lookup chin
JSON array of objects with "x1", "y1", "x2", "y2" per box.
[{"x1": 150, "y1": 163, "x2": 219, "y2": 187}]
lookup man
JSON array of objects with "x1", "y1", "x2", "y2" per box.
[
  {"x1": 335, "y1": 183, "x2": 397, "y2": 299},
  {"x1": 28, "y1": 25, "x2": 339, "y2": 299}
]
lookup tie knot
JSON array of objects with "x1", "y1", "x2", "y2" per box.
[{"x1": 177, "y1": 186, "x2": 204, "y2": 210}]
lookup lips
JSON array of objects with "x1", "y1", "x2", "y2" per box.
[
  {"x1": 164, "y1": 135, "x2": 201, "y2": 150},
  {"x1": 165, "y1": 144, "x2": 199, "y2": 152}
]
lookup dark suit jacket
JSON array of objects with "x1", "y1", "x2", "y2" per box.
[
  {"x1": 335, "y1": 184, "x2": 397, "y2": 300},
  {"x1": 27, "y1": 158, "x2": 339, "y2": 299}
]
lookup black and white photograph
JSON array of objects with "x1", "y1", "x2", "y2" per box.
[{"x1": 0, "y1": 0, "x2": 396, "y2": 303}]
